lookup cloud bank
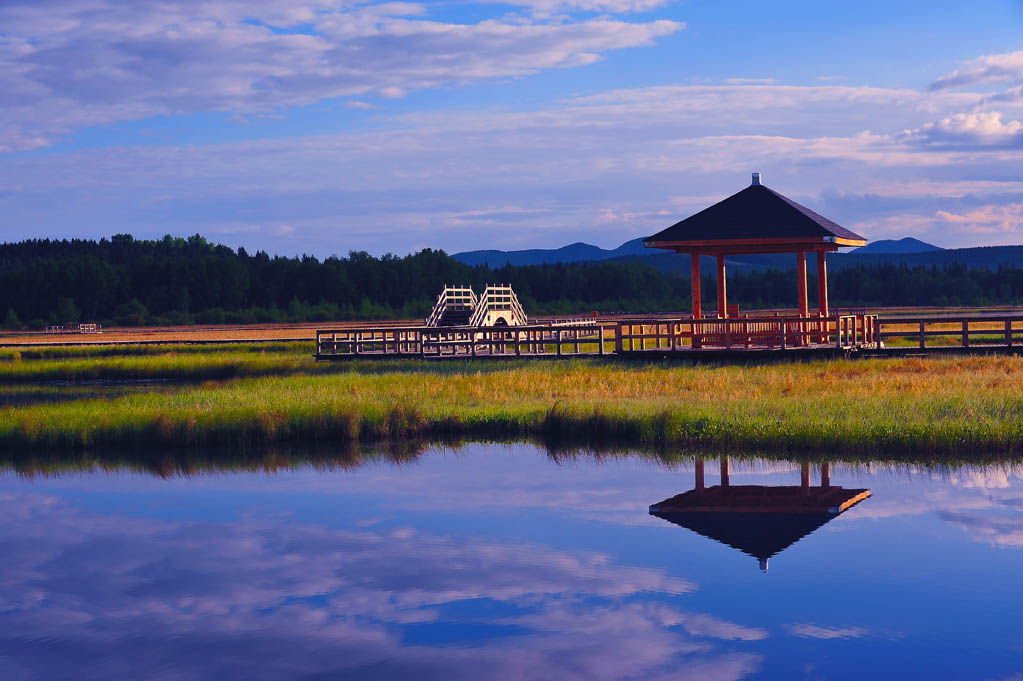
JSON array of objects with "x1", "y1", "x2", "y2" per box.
[{"x1": 0, "y1": 0, "x2": 683, "y2": 152}]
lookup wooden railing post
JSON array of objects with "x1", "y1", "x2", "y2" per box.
[
  {"x1": 1008, "y1": 319, "x2": 1014, "y2": 348},
  {"x1": 615, "y1": 324, "x2": 623, "y2": 354},
  {"x1": 962, "y1": 320, "x2": 969, "y2": 348}
]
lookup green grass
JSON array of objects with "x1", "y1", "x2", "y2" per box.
[{"x1": 3, "y1": 355, "x2": 1023, "y2": 456}]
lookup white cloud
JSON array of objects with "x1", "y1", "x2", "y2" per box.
[
  {"x1": 931, "y1": 50, "x2": 1023, "y2": 90},
  {"x1": 0, "y1": 76, "x2": 1021, "y2": 253},
  {"x1": 936, "y1": 203, "x2": 1023, "y2": 235},
  {"x1": 903, "y1": 112, "x2": 1023, "y2": 147},
  {"x1": 489, "y1": 0, "x2": 677, "y2": 14},
  {"x1": 0, "y1": 0, "x2": 683, "y2": 152}
]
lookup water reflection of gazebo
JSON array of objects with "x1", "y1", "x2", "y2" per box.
[{"x1": 649, "y1": 457, "x2": 870, "y2": 571}]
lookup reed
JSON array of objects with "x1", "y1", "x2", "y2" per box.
[{"x1": 2, "y1": 355, "x2": 1023, "y2": 455}]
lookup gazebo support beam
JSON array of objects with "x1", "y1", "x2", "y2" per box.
[
  {"x1": 797, "y1": 251, "x2": 808, "y2": 317},
  {"x1": 797, "y1": 251, "x2": 808, "y2": 346},
  {"x1": 690, "y1": 254, "x2": 701, "y2": 319},
  {"x1": 716, "y1": 254, "x2": 727, "y2": 318},
  {"x1": 817, "y1": 250, "x2": 828, "y2": 317}
]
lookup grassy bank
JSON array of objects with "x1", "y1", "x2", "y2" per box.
[{"x1": 2, "y1": 356, "x2": 1023, "y2": 455}]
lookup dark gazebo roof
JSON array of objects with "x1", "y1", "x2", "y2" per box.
[
  {"x1": 651, "y1": 510, "x2": 835, "y2": 568},
  {"x1": 644, "y1": 176, "x2": 866, "y2": 254},
  {"x1": 649, "y1": 484, "x2": 871, "y2": 571}
]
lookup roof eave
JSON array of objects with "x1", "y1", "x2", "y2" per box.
[{"x1": 643, "y1": 235, "x2": 865, "y2": 255}]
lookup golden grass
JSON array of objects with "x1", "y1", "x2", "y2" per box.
[{"x1": 2, "y1": 355, "x2": 1023, "y2": 455}]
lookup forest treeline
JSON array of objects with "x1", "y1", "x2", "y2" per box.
[{"x1": 2, "y1": 234, "x2": 1023, "y2": 328}]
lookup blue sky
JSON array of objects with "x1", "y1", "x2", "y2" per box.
[{"x1": 1, "y1": 0, "x2": 1022, "y2": 256}]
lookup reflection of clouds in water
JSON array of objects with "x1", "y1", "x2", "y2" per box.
[
  {"x1": 0, "y1": 490, "x2": 763, "y2": 681},
  {"x1": 833, "y1": 465, "x2": 1023, "y2": 524},
  {"x1": 786, "y1": 624, "x2": 870, "y2": 640},
  {"x1": 933, "y1": 467, "x2": 1015, "y2": 490},
  {"x1": 509, "y1": 602, "x2": 767, "y2": 641},
  {"x1": 938, "y1": 510, "x2": 1023, "y2": 548}
]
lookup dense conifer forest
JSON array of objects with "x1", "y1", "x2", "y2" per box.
[{"x1": 2, "y1": 234, "x2": 1023, "y2": 328}]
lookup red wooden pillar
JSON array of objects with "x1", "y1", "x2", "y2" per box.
[
  {"x1": 716, "y1": 254, "x2": 727, "y2": 318},
  {"x1": 690, "y1": 253, "x2": 702, "y2": 318},
  {"x1": 694, "y1": 457, "x2": 705, "y2": 491},
  {"x1": 690, "y1": 253, "x2": 702, "y2": 349},
  {"x1": 820, "y1": 461, "x2": 830, "y2": 488},
  {"x1": 817, "y1": 250, "x2": 828, "y2": 343},
  {"x1": 816, "y1": 250, "x2": 828, "y2": 317},
  {"x1": 797, "y1": 251, "x2": 808, "y2": 345},
  {"x1": 797, "y1": 251, "x2": 808, "y2": 316}
]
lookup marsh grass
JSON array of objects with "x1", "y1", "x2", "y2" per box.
[
  {"x1": 0, "y1": 341, "x2": 311, "y2": 361},
  {"x1": 3, "y1": 355, "x2": 1023, "y2": 455},
  {"x1": 0, "y1": 345, "x2": 317, "y2": 383}
]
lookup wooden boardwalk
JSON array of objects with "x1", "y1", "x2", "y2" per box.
[
  {"x1": 873, "y1": 314, "x2": 1023, "y2": 355},
  {"x1": 315, "y1": 313, "x2": 879, "y2": 359}
]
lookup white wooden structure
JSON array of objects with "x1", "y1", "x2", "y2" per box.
[{"x1": 426, "y1": 285, "x2": 529, "y2": 328}]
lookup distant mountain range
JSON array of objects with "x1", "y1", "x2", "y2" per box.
[
  {"x1": 453, "y1": 238, "x2": 648, "y2": 267},
  {"x1": 453, "y1": 237, "x2": 1023, "y2": 272},
  {"x1": 850, "y1": 237, "x2": 944, "y2": 255}
]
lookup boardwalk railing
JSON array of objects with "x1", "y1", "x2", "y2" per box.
[
  {"x1": 46, "y1": 323, "x2": 103, "y2": 335},
  {"x1": 877, "y1": 315, "x2": 1023, "y2": 350},
  {"x1": 316, "y1": 313, "x2": 878, "y2": 359},
  {"x1": 317, "y1": 324, "x2": 611, "y2": 358},
  {"x1": 616, "y1": 314, "x2": 877, "y2": 351}
]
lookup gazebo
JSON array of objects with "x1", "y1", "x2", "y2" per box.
[
  {"x1": 649, "y1": 456, "x2": 871, "y2": 571},
  {"x1": 644, "y1": 173, "x2": 868, "y2": 347}
]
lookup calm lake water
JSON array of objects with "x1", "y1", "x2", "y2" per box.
[{"x1": 2, "y1": 444, "x2": 1023, "y2": 680}]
